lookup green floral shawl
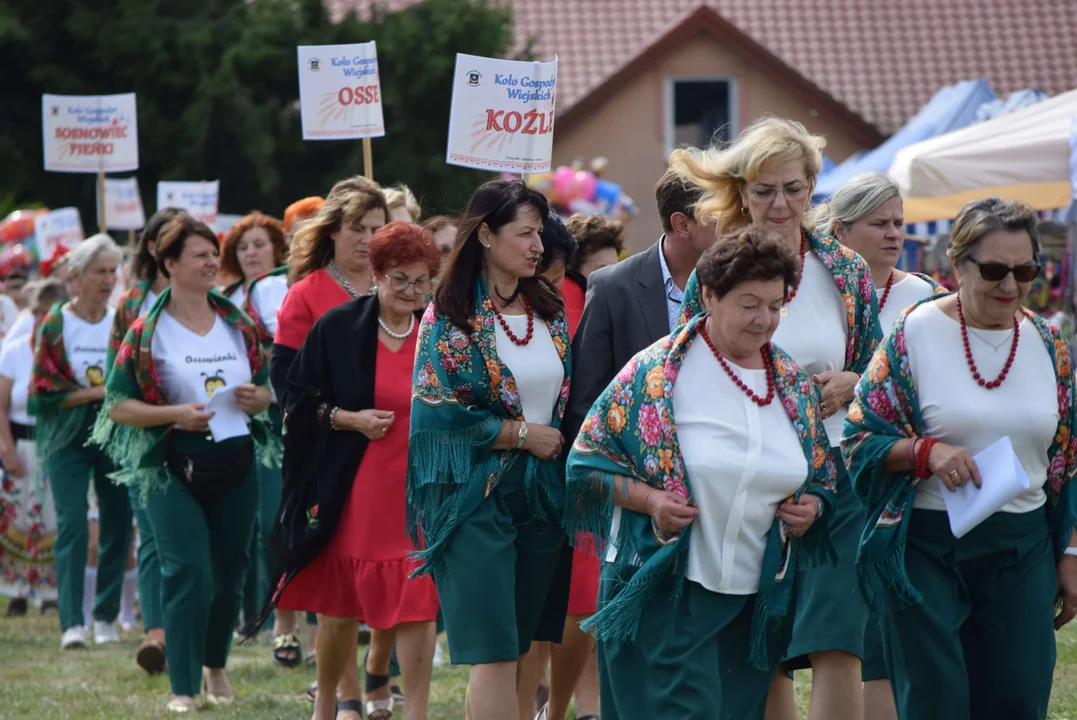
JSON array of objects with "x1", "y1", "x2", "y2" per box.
[
  {"x1": 107, "y1": 279, "x2": 155, "y2": 370},
  {"x1": 842, "y1": 295, "x2": 1077, "y2": 611},
  {"x1": 90, "y1": 288, "x2": 282, "y2": 501},
  {"x1": 242, "y1": 265, "x2": 289, "y2": 352},
  {"x1": 679, "y1": 228, "x2": 882, "y2": 375},
  {"x1": 565, "y1": 314, "x2": 837, "y2": 669},
  {"x1": 28, "y1": 303, "x2": 100, "y2": 464},
  {"x1": 407, "y1": 279, "x2": 572, "y2": 573}
]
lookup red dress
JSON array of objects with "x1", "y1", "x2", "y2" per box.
[
  {"x1": 274, "y1": 268, "x2": 352, "y2": 350},
  {"x1": 277, "y1": 332, "x2": 439, "y2": 627},
  {"x1": 562, "y1": 278, "x2": 600, "y2": 616}
]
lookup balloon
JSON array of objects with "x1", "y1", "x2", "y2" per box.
[
  {"x1": 593, "y1": 180, "x2": 622, "y2": 215},
  {"x1": 574, "y1": 171, "x2": 598, "y2": 202},
  {"x1": 552, "y1": 166, "x2": 576, "y2": 202},
  {"x1": 0, "y1": 208, "x2": 47, "y2": 245},
  {"x1": 0, "y1": 244, "x2": 34, "y2": 278}
]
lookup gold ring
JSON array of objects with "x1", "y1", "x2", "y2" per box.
[{"x1": 949, "y1": 470, "x2": 959, "y2": 479}]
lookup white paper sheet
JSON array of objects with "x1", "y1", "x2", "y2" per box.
[
  {"x1": 204, "y1": 386, "x2": 250, "y2": 442},
  {"x1": 941, "y1": 436, "x2": 1030, "y2": 538}
]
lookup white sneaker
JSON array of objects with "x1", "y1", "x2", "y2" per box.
[
  {"x1": 61, "y1": 625, "x2": 90, "y2": 650},
  {"x1": 93, "y1": 620, "x2": 120, "y2": 644},
  {"x1": 432, "y1": 641, "x2": 445, "y2": 668}
]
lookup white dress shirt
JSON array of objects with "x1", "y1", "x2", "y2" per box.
[{"x1": 657, "y1": 236, "x2": 686, "y2": 333}]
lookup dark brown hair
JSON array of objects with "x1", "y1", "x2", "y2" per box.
[
  {"x1": 133, "y1": 207, "x2": 183, "y2": 282},
  {"x1": 218, "y1": 211, "x2": 287, "y2": 282},
  {"x1": 156, "y1": 212, "x2": 220, "y2": 280},
  {"x1": 566, "y1": 213, "x2": 625, "y2": 271},
  {"x1": 368, "y1": 222, "x2": 442, "y2": 278},
  {"x1": 433, "y1": 180, "x2": 561, "y2": 331},
  {"x1": 696, "y1": 228, "x2": 799, "y2": 300},
  {"x1": 655, "y1": 166, "x2": 704, "y2": 233}
]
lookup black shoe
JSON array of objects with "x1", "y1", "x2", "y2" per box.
[{"x1": 6, "y1": 598, "x2": 28, "y2": 616}]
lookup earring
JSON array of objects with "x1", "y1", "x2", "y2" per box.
[{"x1": 741, "y1": 206, "x2": 750, "y2": 216}]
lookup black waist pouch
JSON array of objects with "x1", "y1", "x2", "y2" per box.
[{"x1": 166, "y1": 435, "x2": 253, "y2": 505}]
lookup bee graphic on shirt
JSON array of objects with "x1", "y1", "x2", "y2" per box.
[
  {"x1": 201, "y1": 369, "x2": 226, "y2": 398},
  {"x1": 84, "y1": 362, "x2": 105, "y2": 387}
]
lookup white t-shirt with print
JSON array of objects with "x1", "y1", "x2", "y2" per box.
[
  {"x1": 0, "y1": 334, "x2": 35, "y2": 426},
  {"x1": 151, "y1": 312, "x2": 252, "y2": 427},
  {"x1": 140, "y1": 289, "x2": 159, "y2": 317},
  {"x1": 62, "y1": 306, "x2": 115, "y2": 388},
  {"x1": 248, "y1": 275, "x2": 288, "y2": 336}
]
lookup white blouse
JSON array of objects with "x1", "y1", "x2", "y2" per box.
[
  {"x1": 675, "y1": 340, "x2": 808, "y2": 594},
  {"x1": 905, "y1": 301, "x2": 1058, "y2": 512},
  {"x1": 0, "y1": 334, "x2": 34, "y2": 426},
  {"x1": 772, "y1": 253, "x2": 848, "y2": 447},
  {"x1": 494, "y1": 313, "x2": 564, "y2": 425},
  {"x1": 878, "y1": 273, "x2": 935, "y2": 337},
  {"x1": 249, "y1": 275, "x2": 289, "y2": 336}
]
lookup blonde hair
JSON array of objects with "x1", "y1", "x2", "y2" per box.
[
  {"x1": 384, "y1": 184, "x2": 421, "y2": 222},
  {"x1": 671, "y1": 117, "x2": 826, "y2": 234},
  {"x1": 947, "y1": 197, "x2": 1040, "y2": 264},
  {"x1": 288, "y1": 176, "x2": 389, "y2": 283},
  {"x1": 809, "y1": 172, "x2": 900, "y2": 237}
]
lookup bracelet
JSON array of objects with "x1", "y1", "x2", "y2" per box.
[
  {"x1": 515, "y1": 421, "x2": 528, "y2": 449},
  {"x1": 915, "y1": 438, "x2": 939, "y2": 480},
  {"x1": 1064, "y1": 547, "x2": 1077, "y2": 557},
  {"x1": 905, "y1": 437, "x2": 918, "y2": 470},
  {"x1": 329, "y1": 407, "x2": 340, "y2": 431}
]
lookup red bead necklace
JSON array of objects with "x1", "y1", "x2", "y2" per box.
[
  {"x1": 957, "y1": 294, "x2": 1019, "y2": 390},
  {"x1": 877, "y1": 271, "x2": 896, "y2": 310},
  {"x1": 780, "y1": 230, "x2": 809, "y2": 316},
  {"x1": 700, "y1": 323, "x2": 776, "y2": 407},
  {"x1": 494, "y1": 298, "x2": 535, "y2": 346}
]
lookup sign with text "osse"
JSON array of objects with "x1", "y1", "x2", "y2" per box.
[
  {"x1": 297, "y1": 42, "x2": 385, "y2": 140},
  {"x1": 42, "y1": 93, "x2": 139, "y2": 173},
  {"x1": 446, "y1": 54, "x2": 557, "y2": 174}
]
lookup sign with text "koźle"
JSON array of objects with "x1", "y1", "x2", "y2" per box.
[
  {"x1": 446, "y1": 54, "x2": 557, "y2": 173},
  {"x1": 297, "y1": 43, "x2": 385, "y2": 140},
  {"x1": 42, "y1": 93, "x2": 139, "y2": 173}
]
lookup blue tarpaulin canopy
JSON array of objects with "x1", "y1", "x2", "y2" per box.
[{"x1": 814, "y1": 79, "x2": 998, "y2": 199}]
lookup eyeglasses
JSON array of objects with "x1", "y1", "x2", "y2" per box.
[
  {"x1": 748, "y1": 184, "x2": 809, "y2": 203},
  {"x1": 389, "y1": 273, "x2": 432, "y2": 294},
  {"x1": 966, "y1": 258, "x2": 1041, "y2": 283}
]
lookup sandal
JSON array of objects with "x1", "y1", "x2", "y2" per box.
[
  {"x1": 136, "y1": 640, "x2": 167, "y2": 675},
  {"x1": 337, "y1": 699, "x2": 364, "y2": 719},
  {"x1": 365, "y1": 669, "x2": 393, "y2": 719},
  {"x1": 306, "y1": 680, "x2": 318, "y2": 703},
  {"x1": 390, "y1": 684, "x2": 405, "y2": 705},
  {"x1": 272, "y1": 632, "x2": 302, "y2": 668},
  {"x1": 305, "y1": 650, "x2": 317, "y2": 667}
]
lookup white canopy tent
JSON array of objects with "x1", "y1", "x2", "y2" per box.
[{"x1": 890, "y1": 88, "x2": 1077, "y2": 223}]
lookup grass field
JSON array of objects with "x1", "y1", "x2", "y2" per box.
[{"x1": 1, "y1": 598, "x2": 1075, "y2": 719}]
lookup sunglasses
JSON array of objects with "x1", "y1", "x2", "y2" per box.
[{"x1": 966, "y1": 258, "x2": 1040, "y2": 283}]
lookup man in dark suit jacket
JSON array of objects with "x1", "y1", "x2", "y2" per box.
[{"x1": 565, "y1": 164, "x2": 715, "y2": 441}]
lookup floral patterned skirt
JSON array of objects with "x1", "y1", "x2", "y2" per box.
[{"x1": 0, "y1": 440, "x2": 58, "y2": 601}]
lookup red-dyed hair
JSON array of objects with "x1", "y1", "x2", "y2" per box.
[
  {"x1": 219, "y1": 211, "x2": 287, "y2": 282},
  {"x1": 368, "y1": 221, "x2": 442, "y2": 279},
  {"x1": 283, "y1": 197, "x2": 325, "y2": 236}
]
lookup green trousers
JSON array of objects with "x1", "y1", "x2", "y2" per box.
[
  {"x1": 130, "y1": 485, "x2": 164, "y2": 631},
  {"x1": 242, "y1": 406, "x2": 282, "y2": 630},
  {"x1": 883, "y1": 509, "x2": 1056, "y2": 720},
  {"x1": 597, "y1": 565, "x2": 774, "y2": 720},
  {"x1": 142, "y1": 433, "x2": 258, "y2": 697},
  {"x1": 47, "y1": 415, "x2": 131, "y2": 631}
]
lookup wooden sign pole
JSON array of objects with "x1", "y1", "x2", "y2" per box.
[
  {"x1": 363, "y1": 137, "x2": 373, "y2": 180},
  {"x1": 128, "y1": 229, "x2": 136, "y2": 246},
  {"x1": 96, "y1": 170, "x2": 107, "y2": 235}
]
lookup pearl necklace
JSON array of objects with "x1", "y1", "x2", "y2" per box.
[
  {"x1": 379, "y1": 314, "x2": 415, "y2": 340},
  {"x1": 328, "y1": 260, "x2": 375, "y2": 298}
]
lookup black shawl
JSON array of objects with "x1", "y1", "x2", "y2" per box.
[{"x1": 253, "y1": 294, "x2": 422, "y2": 626}]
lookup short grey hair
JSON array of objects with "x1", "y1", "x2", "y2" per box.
[
  {"x1": 66, "y1": 233, "x2": 121, "y2": 274},
  {"x1": 947, "y1": 197, "x2": 1040, "y2": 264},
  {"x1": 809, "y1": 172, "x2": 901, "y2": 237}
]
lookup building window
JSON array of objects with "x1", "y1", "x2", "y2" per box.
[{"x1": 667, "y1": 78, "x2": 735, "y2": 154}]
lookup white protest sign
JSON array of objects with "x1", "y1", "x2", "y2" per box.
[
  {"x1": 297, "y1": 43, "x2": 385, "y2": 140},
  {"x1": 215, "y1": 213, "x2": 243, "y2": 236},
  {"x1": 157, "y1": 181, "x2": 220, "y2": 226},
  {"x1": 34, "y1": 208, "x2": 85, "y2": 266},
  {"x1": 100, "y1": 177, "x2": 146, "y2": 230},
  {"x1": 446, "y1": 54, "x2": 557, "y2": 173},
  {"x1": 42, "y1": 93, "x2": 139, "y2": 173}
]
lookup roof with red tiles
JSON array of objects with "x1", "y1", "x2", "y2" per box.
[{"x1": 329, "y1": 0, "x2": 1077, "y2": 135}]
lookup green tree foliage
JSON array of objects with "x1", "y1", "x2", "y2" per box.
[{"x1": 0, "y1": 0, "x2": 517, "y2": 224}]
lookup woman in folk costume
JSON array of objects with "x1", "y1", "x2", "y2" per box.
[
  {"x1": 408, "y1": 180, "x2": 571, "y2": 719},
  {"x1": 107, "y1": 207, "x2": 182, "y2": 673},
  {"x1": 0, "y1": 280, "x2": 67, "y2": 613},
  {"x1": 92, "y1": 212, "x2": 280, "y2": 714},
  {"x1": 31, "y1": 233, "x2": 131, "y2": 650},
  {"x1": 675, "y1": 117, "x2": 881, "y2": 720},
  {"x1": 265, "y1": 221, "x2": 442, "y2": 720},
  {"x1": 810, "y1": 171, "x2": 943, "y2": 720},
  {"x1": 565, "y1": 229, "x2": 836, "y2": 719},
  {"x1": 842, "y1": 198, "x2": 1077, "y2": 720}
]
